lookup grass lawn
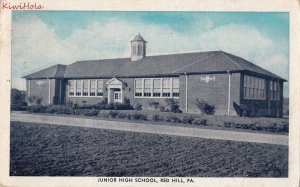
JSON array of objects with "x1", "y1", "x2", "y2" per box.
[{"x1": 10, "y1": 121, "x2": 288, "y2": 177}]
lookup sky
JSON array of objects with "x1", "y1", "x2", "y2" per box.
[{"x1": 11, "y1": 11, "x2": 289, "y2": 97}]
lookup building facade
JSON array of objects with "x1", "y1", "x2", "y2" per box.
[{"x1": 24, "y1": 34, "x2": 286, "y2": 117}]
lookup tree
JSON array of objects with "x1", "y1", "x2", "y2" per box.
[{"x1": 11, "y1": 88, "x2": 27, "y2": 110}]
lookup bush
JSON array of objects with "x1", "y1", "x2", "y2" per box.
[
  {"x1": 148, "y1": 100, "x2": 160, "y2": 111},
  {"x1": 132, "y1": 113, "x2": 147, "y2": 120},
  {"x1": 45, "y1": 105, "x2": 73, "y2": 114},
  {"x1": 108, "y1": 111, "x2": 119, "y2": 118},
  {"x1": 165, "y1": 98, "x2": 180, "y2": 113},
  {"x1": 165, "y1": 115, "x2": 181, "y2": 123},
  {"x1": 84, "y1": 109, "x2": 99, "y2": 116},
  {"x1": 151, "y1": 114, "x2": 164, "y2": 122},
  {"x1": 195, "y1": 99, "x2": 215, "y2": 115},
  {"x1": 73, "y1": 109, "x2": 80, "y2": 115},
  {"x1": 28, "y1": 96, "x2": 42, "y2": 106},
  {"x1": 113, "y1": 103, "x2": 133, "y2": 110},
  {"x1": 118, "y1": 112, "x2": 128, "y2": 119},
  {"x1": 233, "y1": 101, "x2": 251, "y2": 117},
  {"x1": 98, "y1": 112, "x2": 109, "y2": 118},
  {"x1": 66, "y1": 100, "x2": 74, "y2": 108},
  {"x1": 134, "y1": 103, "x2": 142, "y2": 110},
  {"x1": 11, "y1": 88, "x2": 27, "y2": 111},
  {"x1": 193, "y1": 119, "x2": 207, "y2": 126},
  {"x1": 181, "y1": 116, "x2": 195, "y2": 124},
  {"x1": 159, "y1": 106, "x2": 165, "y2": 112},
  {"x1": 27, "y1": 105, "x2": 46, "y2": 113}
]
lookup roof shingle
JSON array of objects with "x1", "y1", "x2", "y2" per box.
[{"x1": 24, "y1": 51, "x2": 285, "y2": 81}]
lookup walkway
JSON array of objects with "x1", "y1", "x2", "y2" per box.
[{"x1": 10, "y1": 112, "x2": 288, "y2": 145}]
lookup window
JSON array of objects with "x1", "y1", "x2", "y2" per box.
[
  {"x1": 135, "y1": 79, "x2": 142, "y2": 97},
  {"x1": 243, "y1": 75, "x2": 265, "y2": 100},
  {"x1": 83, "y1": 80, "x2": 89, "y2": 96},
  {"x1": 162, "y1": 78, "x2": 171, "y2": 97},
  {"x1": 97, "y1": 80, "x2": 103, "y2": 96},
  {"x1": 69, "y1": 80, "x2": 75, "y2": 96},
  {"x1": 172, "y1": 78, "x2": 179, "y2": 97},
  {"x1": 134, "y1": 78, "x2": 179, "y2": 98},
  {"x1": 76, "y1": 80, "x2": 82, "y2": 96},
  {"x1": 153, "y1": 79, "x2": 161, "y2": 97},
  {"x1": 144, "y1": 79, "x2": 151, "y2": 97},
  {"x1": 132, "y1": 45, "x2": 137, "y2": 55},
  {"x1": 137, "y1": 45, "x2": 142, "y2": 55},
  {"x1": 68, "y1": 79, "x2": 103, "y2": 97},
  {"x1": 90, "y1": 80, "x2": 96, "y2": 96},
  {"x1": 270, "y1": 80, "x2": 279, "y2": 100}
]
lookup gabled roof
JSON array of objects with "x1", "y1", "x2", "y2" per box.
[
  {"x1": 23, "y1": 64, "x2": 66, "y2": 79},
  {"x1": 63, "y1": 51, "x2": 285, "y2": 81}
]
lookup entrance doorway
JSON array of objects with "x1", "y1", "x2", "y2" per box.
[
  {"x1": 114, "y1": 91, "x2": 122, "y2": 103},
  {"x1": 106, "y1": 78, "x2": 125, "y2": 104}
]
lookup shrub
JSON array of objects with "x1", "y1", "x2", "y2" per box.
[
  {"x1": 181, "y1": 116, "x2": 195, "y2": 124},
  {"x1": 152, "y1": 114, "x2": 164, "y2": 122},
  {"x1": 27, "y1": 105, "x2": 46, "y2": 113},
  {"x1": 165, "y1": 115, "x2": 181, "y2": 123},
  {"x1": 113, "y1": 103, "x2": 133, "y2": 110},
  {"x1": 134, "y1": 103, "x2": 142, "y2": 110},
  {"x1": 28, "y1": 96, "x2": 42, "y2": 106},
  {"x1": 195, "y1": 99, "x2": 215, "y2": 115},
  {"x1": 118, "y1": 112, "x2": 128, "y2": 119},
  {"x1": 148, "y1": 100, "x2": 160, "y2": 111},
  {"x1": 73, "y1": 110, "x2": 80, "y2": 115},
  {"x1": 11, "y1": 88, "x2": 27, "y2": 111},
  {"x1": 56, "y1": 106, "x2": 67, "y2": 114},
  {"x1": 66, "y1": 100, "x2": 74, "y2": 108},
  {"x1": 165, "y1": 98, "x2": 180, "y2": 113},
  {"x1": 159, "y1": 106, "x2": 165, "y2": 112},
  {"x1": 108, "y1": 111, "x2": 119, "y2": 118},
  {"x1": 233, "y1": 101, "x2": 252, "y2": 117},
  {"x1": 132, "y1": 113, "x2": 147, "y2": 120},
  {"x1": 84, "y1": 109, "x2": 99, "y2": 116},
  {"x1": 98, "y1": 112, "x2": 109, "y2": 118},
  {"x1": 193, "y1": 119, "x2": 208, "y2": 126}
]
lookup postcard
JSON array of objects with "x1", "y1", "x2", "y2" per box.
[{"x1": 0, "y1": 0, "x2": 299, "y2": 186}]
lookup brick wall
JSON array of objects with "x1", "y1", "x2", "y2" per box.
[
  {"x1": 27, "y1": 79, "x2": 56, "y2": 105},
  {"x1": 179, "y1": 73, "x2": 241, "y2": 115}
]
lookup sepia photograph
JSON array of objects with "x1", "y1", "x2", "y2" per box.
[{"x1": 9, "y1": 10, "x2": 289, "y2": 177}]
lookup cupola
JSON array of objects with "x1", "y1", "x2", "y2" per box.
[{"x1": 131, "y1": 33, "x2": 147, "y2": 61}]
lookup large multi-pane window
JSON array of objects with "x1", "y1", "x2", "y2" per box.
[
  {"x1": 76, "y1": 80, "x2": 82, "y2": 96},
  {"x1": 153, "y1": 79, "x2": 161, "y2": 97},
  {"x1": 90, "y1": 80, "x2": 96, "y2": 96},
  {"x1": 172, "y1": 78, "x2": 179, "y2": 97},
  {"x1": 162, "y1": 79, "x2": 171, "y2": 97},
  {"x1": 270, "y1": 80, "x2": 279, "y2": 100},
  {"x1": 144, "y1": 79, "x2": 152, "y2": 97},
  {"x1": 83, "y1": 80, "x2": 89, "y2": 96},
  {"x1": 69, "y1": 79, "x2": 103, "y2": 97},
  {"x1": 135, "y1": 79, "x2": 142, "y2": 97},
  {"x1": 97, "y1": 80, "x2": 103, "y2": 96},
  {"x1": 243, "y1": 75, "x2": 266, "y2": 100},
  {"x1": 134, "y1": 78, "x2": 179, "y2": 98},
  {"x1": 69, "y1": 80, "x2": 75, "y2": 96}
]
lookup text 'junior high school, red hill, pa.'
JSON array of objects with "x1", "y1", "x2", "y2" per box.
[{"x1": 2, "y1": 2, "x2": 44, "y2": 10}]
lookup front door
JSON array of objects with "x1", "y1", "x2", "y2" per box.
[{"x1": 114, "y1": 91, "x2": 122, "y2": 103}]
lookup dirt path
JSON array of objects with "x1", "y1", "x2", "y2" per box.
[{"x1": 10, "y1": 112, "x2": 288, "y2": 145}]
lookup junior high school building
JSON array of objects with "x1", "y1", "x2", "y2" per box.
[{"x1": 24, "y1": 34, "x2": 286, "y2": 117}]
